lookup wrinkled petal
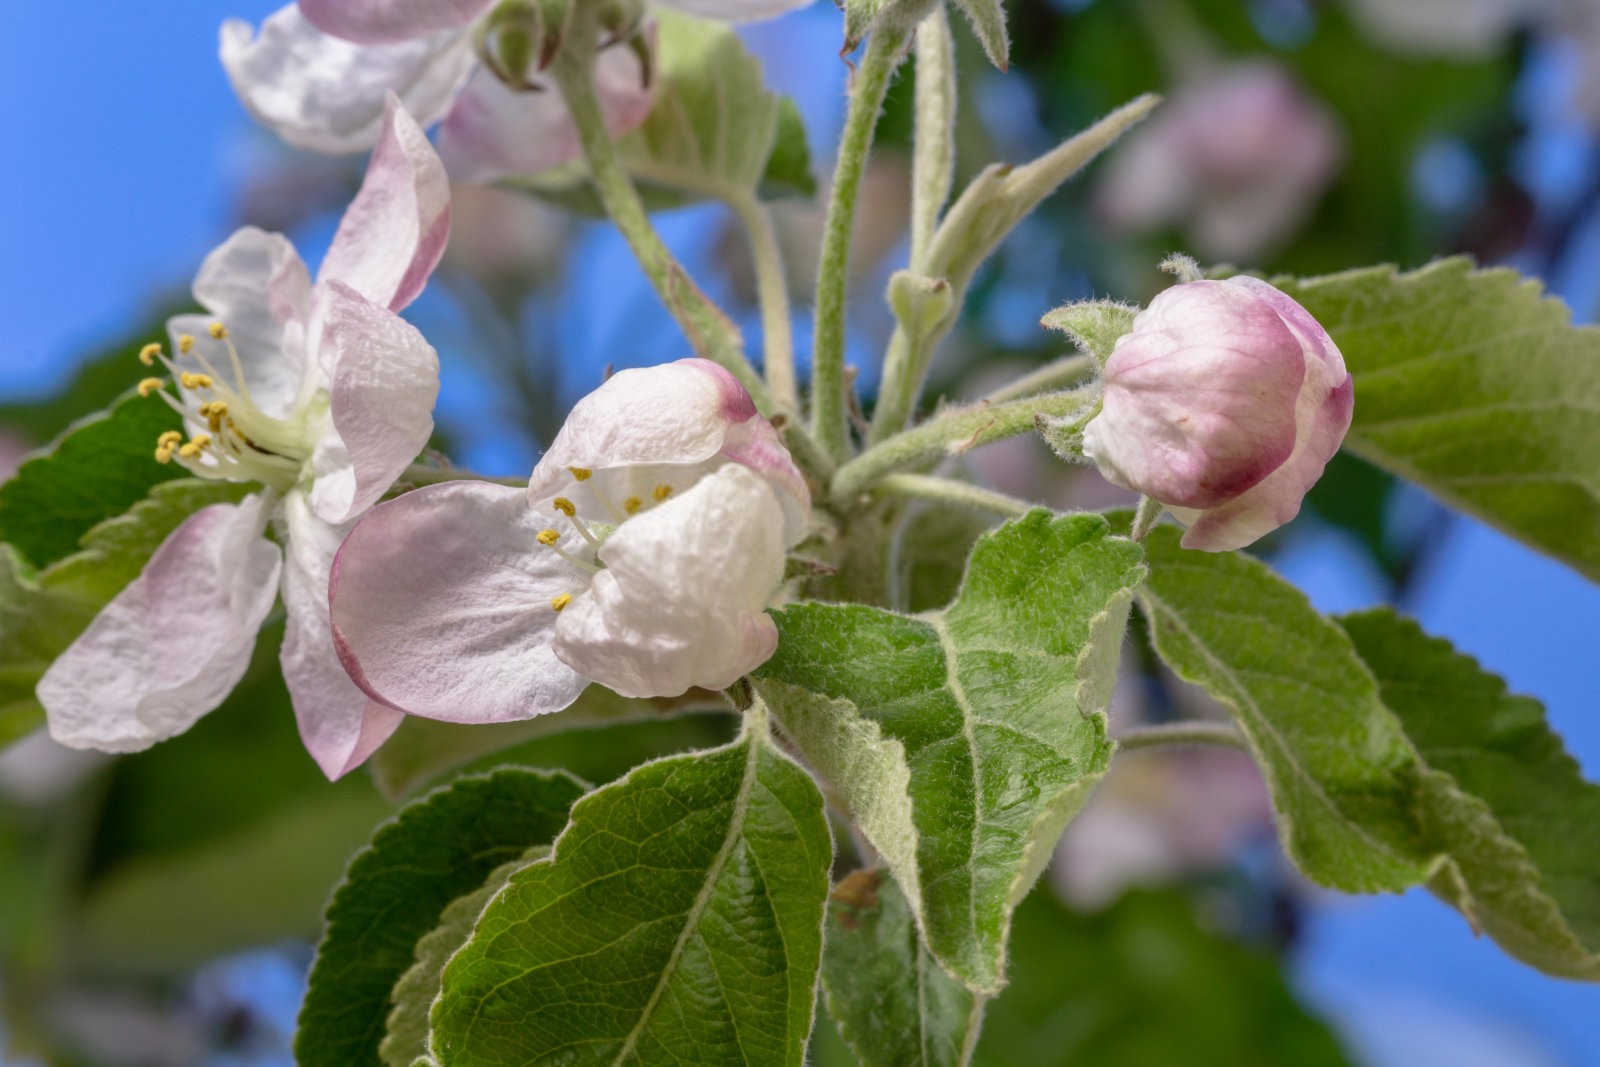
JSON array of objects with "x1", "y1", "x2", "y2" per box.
[
  {"x1": 300, "y1": 0, "x2": 493, "y2": 44},
  {"x1": 307, "y1": 281, "x2": 441, "y2": 525},
  {"x1": 1085, "y1": 279, "x2": 1304, "y2": 509},
  {"x1": 554, "y1": 465, "x2": 786, "y2": 697},
  {"x1": 221, "y1": 5, "x2": 476, "y2": 154},
  {"x1": 279, "y1": 491, "x2": 403, "y2": 779},
  {"x1": 168, "y1": 227, "x2": 313, "y2": 420},
  {"x1": 329, "y1": 481, "x2": 589, "y2": 722},
  {"x1": 38, "y1": 495, "x2": 282, "y2": 753},
  {"x1": 318, "y1": 94, "x2": 451, "y2": 311},
  {"x1": 654, "y1": 0, "x2": 813, "y2": 23},
  {"x1": 436, "y1": 45, "x2": 655, "y2": 184},
  {"x1": 529, "y1": 358, "x2": 808, "y2": 543}
]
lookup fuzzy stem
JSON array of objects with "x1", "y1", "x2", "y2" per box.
[
  {"x1": 729, "y1": 192, "x2": 799, "y2": 416},
  {"x1": 874, "y1": 473, "x2": 1034, "y2": 517},
  {"x1": 831, "y1": 387, "x2": 1096, "y2": 505},
  {"x1": 811, "y1": 27, "x2": 912, "y2": 460},
  {"x1": 551, "y1": 10, "x2": 768, "y2": 410},
  {"x1": 1114, "y1": 721, "x2": 1247, "y2": 751},
  {"x1": 982, "y1": 353, "x2": 1096, "y2": 404}
]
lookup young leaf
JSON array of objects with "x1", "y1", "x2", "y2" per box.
[
  {"x1": 1274, "y1": 259, "x2": 1600, "y2": 583},
  {"x1": 1339, "y1": 609, "x2": 1600, "y2": 980},
  {"x1": 0, "y1": 390, "x2": 182, "y2": 570},
  {"x1": 1135, "y1": 526, "x2": 1437, "y2": 892},
  {"x1": 429, "y1": 715, "x2": 833, "y2": 1066},
  {"x1": 822, "y1": 869, "x2": 984, "y2": 1067},
  {"x1": 295, "y1": 769, "x2": 588, "y2": 1067},
  {"x1": 757, "y1": 511, "x2": 1146, "y2": 993}
]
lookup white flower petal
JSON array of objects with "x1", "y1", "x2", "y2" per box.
[
  {"x1": 329, "y1": 481, "x2": 589, "y2": 722},
  {"x1": 38, "y1": 495, "x2": 282, "y2": 753},
  {"x1": 307, "y1": 280, "x2": 440, "y2": 525},
  {"x1": 318, "y1": 94, "x2": 451, "y2": 312},
  {"x1": 279, "y1": 491, "x2": 403, "y2": 780},
  {"x1": 221, "y1": 5, "x2": 476, "y2": 155},
  {"x1": 554, "y1": 465, "x2": 785, "y2": 697},
  {"x1": 168, "y1": 227, "x2": 313, "y2": 420},
  {"x1": 300, "y1": 0, "x2": 493, "y2": 44},
  {"x1": 436, "y1": 46, "x2": 655, "y2": 184}
]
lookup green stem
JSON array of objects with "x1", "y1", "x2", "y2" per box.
[
  {"x1": 830, "y1": 387, "x2": 1096, "y2": 505},
  {"x1": 1130, "y1": 495, "x2": 1163, "y2": 540},
  {"x1": 811, "y1": 27, "x2": 912, "y2": 460},
  {"x1": 874, "y1": 473, "x2": 1033, "y2": 518},
  {"x1": 1114, "y1": 721, "x2": 1246, "y2": 751},
  {"x1": 982, "y1": 353, "x2": 1096, "y2": 404},
  {"x1": 729, "y1": 191, "x2": 799, "y2": 416},
  {"x1": 550, "y1": 11, "x2": 767, "y2": 411}
]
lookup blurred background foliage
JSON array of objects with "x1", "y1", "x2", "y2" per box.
[{"x1": 2, "y1": 0, "x2": 1598, "y2": 1063}]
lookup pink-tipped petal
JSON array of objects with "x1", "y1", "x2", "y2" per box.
[
  {"x1": 279, "y1": 491, "x2": 403, "y2": 779},
  {"x1": 221, "y1": 6, "x2": 476, "y2": 155},
  {"x1": 319, "y1": 95, "x2": 451, "y2": 311},
  {"x1": 329, "y1": 481, "x2": 589, "y2": 722},
  {"x1": 299, "y1": 0, "x2": 493, "y2": 44},
  {"x1": 37, "y1": 495, "x2": 282, "y2": 753},
  {"x1": 553, "y1": 465, "x2": 787, "y2": 697},
  {"x1": 653, "y1": 0, "x2": 813, "y2": 23},
  {"x1": 307, "y1": 281, "x2": 440, "y2": 525},
  {"x1": 436, "y1": 46, "x2": 655, "y2": 184},
  {"x1": 169, "y1": 227, "x2": 313, "y2": 420}
]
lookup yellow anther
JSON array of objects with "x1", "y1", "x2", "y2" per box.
[
  {"x1": 537, "y1": 528, "x2": 561, "y2": 546},
  {"x1": 138, "y1": 342, "x2": 161, "y2": 366},
  {"x1": 623, "y1": 496, "x2": 642, "y2": 514},
  {"x1": 157, "y1": 430, "x2": 183, "y2": 449},
  {"x1": 154, "y1": 447, "x2": 173, "y2": 464},
  {"x1": 550, "y1": 593, "x2": 573, "y2": 612},
  {"x1": 568, "y1": 466, "x2": 592, "y2": 481},
  {"x1": 189, "y1": 433, "x2": 213, "y2": 449},
  {"x1": 137, "y1": 377, "x2": 165, "y2": 397},
  {"x1": 551, "y1": 497, "x2": 576, "y2": 517},
  {"x1": 208, "y1": 321, "x2": 228, "y2": 339},
  {"x1": 180, "y1": 372, "x2": 213, "y2": 389},
  {"x1": 177, "y1": 443, "x2": 201, "y2": 459},
  {"x1": 178, "y1": 334, "x2": 195, "y2": 354},
  {"x1": 652, "y1": 484, "x2": 672, "y2": 502}
]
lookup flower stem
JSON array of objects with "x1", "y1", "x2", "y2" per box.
[
  {"x1": 874, "y1": 473, "x2": 1034, "y2": 518},
  {"x1": 1114, "y1": 721, "x2": 1247, "y2": 751},
  {"x1": 1130, "y1": 495, "x2": 1163, "y2": 540},
  {"x1": 551, "y1": 10, "x2": 768, "y2": 411},
  {"x1": 728, "y1": 191, "x2": 799, "y2": 416},
  {"x1": 830, "y1": 387, "x2": 1096, "y2": 506},
  {"x1": 982, "y1": 353, "x2": 1096, "y2": 404},
  {"x1": 811, "y1": 27, "x2": 912, "y2": 461}
]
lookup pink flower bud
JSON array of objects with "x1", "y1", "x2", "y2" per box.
[{"x1": 1083, "y1": 277, "x2": 1354, "y2": 551}]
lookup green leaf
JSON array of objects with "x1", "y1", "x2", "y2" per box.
[
  {"x1": 822, "y1": 869, "x2": 984, "y2": 1067},
  {"x1": 1135, "y1": 525, "x2": 1436, "y2": 892},
  {"x1": 381, "y1": 847, "x2": 549, "y2": 1067},
  {"x1": 0, "y1": 478, "x2": 249, "y2": 746},
  {"x1": 1339, "y1": 609, "x2": 1600, "y2": 980},
  {"x1": 430, "y1": 715, "x2": 833, "y2": 1066},
  {"x1": 296, "y1": 769, "x2": 588, "y2": 1067},
  {"x1": 759, "y1": 97, "x2": 818, "y2": 201},
  {"x1": 0, "y1": 390, "x2": 182, "y2": 571},
  {"x1": 1038, "y1": 299, "x2": 1136, "y2": 367},
  {"x1": 949, "y1": 0, "x2": 1008, "y2": 71},
  {"x1": 365, "y1": 686, "x2": 723, "y2": 800},
  {"x1": 971, "y1": 888, "x2": 1351, "y2": 1066},
  {"x1": 1274, "y1": 258, "x2": 1600, "y2": 582},
  {"x1": 757, "y1": 511, "x2": 1145, "y2": 992}
]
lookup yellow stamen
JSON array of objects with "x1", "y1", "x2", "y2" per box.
[
  {"x1": 551, "y1": 497, "x2": 576, "y2": 517},
  {"x1": 180, "y1": 372, "x2": 213, "y2": 389},
  {"x1": 550, "y1": 593, "x2": 573, "y2": 612},
  {"x1": 208, "y1": 321, "x2": 228, "y2": 339},
  {"x1": 568, "y1": 467, "x2": 592, "y2": 481},
  {"x1": 537, "y1": 528, "x2": 561, "y2": 546},
  {"x1": 157, "y1": 430, "x2": 183, "y2": 449},
  {"x1": 178, "y1": 334, "x2": 195, "y2": 354},
  {"x1": 138, "y1": 342, "x2": 161, "y2": 366},
  {"x1": 623, "y1": 496, "x2": 642, "y2": 514},
  {"x1": 154, "y1": 445, "x2": 174, "y2": 464},
  {"x1": 137, "y1": 377, "x2": 165, "y2": 397},
  {"x1": 652, "y1": 484, "x2": 672, "y2": 502}
]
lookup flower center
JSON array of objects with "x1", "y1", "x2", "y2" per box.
[
  {"x1": 137, "y1": 322, "x2": 311, "y2": 492},
  {"x1": 539, "y1": 466, "x2": 676, "y2": 611}
]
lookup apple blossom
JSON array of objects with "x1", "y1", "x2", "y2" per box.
[
  {"x1": 37, "y1": 98, "x2": 447, "y2": 780},
  {"x1": 329, "y1": 358, "x2": 810, "y2": 721},
  {"x1": 221, "y1": 0, "x2": 810, "y2": 182},
  {"x1": 1096, "y1": 62, "x2": 1342, "y2": 261},
  {"x1": 1081, "y1": 276, "x2": 1354, "y2": 552}
]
